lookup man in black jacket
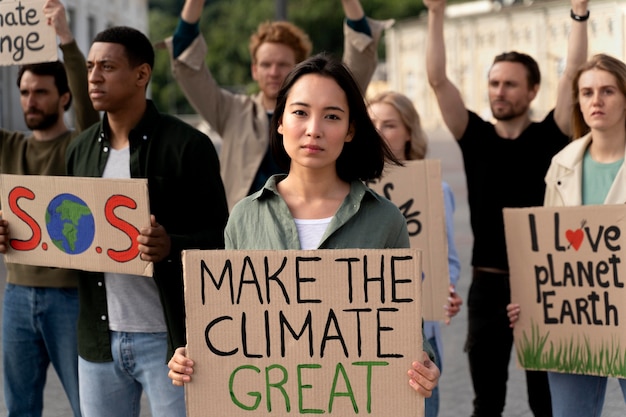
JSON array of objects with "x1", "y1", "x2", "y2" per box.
[{"x1": 65, "y1": 26, "x2": 228, "y2": 417}]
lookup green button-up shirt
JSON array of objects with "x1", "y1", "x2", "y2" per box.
[
  {"x1": 225, "y1": 175, "x2": 434, "y2": 360},
  {"x1": 226, "y1": 175, "x2": 409, "y2": 250}
]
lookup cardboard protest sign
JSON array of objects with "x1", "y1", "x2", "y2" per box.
[
  {"x1": 368, "y1": 160, "x2": 449, "y2": 321},
  {"x1": 504, "y1": 205, "x2": 626, "y2": 378},
  {"x1": 0, "y1": 0, "x2": 58, "y2": 66},
  {"x1": 182, "y1": 248, "x2": 424, "y2": 417},
  {"x1": 0, "y1": 174, "x2": 153, "y2": 276}
]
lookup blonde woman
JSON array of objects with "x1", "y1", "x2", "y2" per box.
[{"x1": 369, "y1": 91, "x2": 463, "y2": 417}]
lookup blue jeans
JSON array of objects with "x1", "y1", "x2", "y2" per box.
[
  {"x1": 548, "y1": 372, "x2": 626, "y2": 417},
  {"x1": 2, "y1": 283, "x2": 81, "y2": 417},
  {"x1": 425, "y1": 335, "x2": 441, "y2": 417},
  {"x1": 78, "y1": 331, "x2": 185, "y2": 417}
]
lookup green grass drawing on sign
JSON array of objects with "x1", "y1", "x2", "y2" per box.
[{"x1": 517, "y1": 320, "x2": 626, "y2": 378}]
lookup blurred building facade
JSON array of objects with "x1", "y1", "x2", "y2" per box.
[
  {"x1": 0, "y1": 0, "x2": 148, "y2": 132},
  {"x1": 384, "y1": 0, "x2": 626, "y2": 132}
]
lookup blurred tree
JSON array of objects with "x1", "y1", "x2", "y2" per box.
[{"x1": 148, "y1": 0, "x2": 428, "y2": 114}]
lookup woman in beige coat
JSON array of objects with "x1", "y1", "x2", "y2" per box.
[{"x1": 508, "y1": 53, "x2": 626, "y2": 417}]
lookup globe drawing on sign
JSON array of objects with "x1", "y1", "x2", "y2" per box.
[{"x1": 45, "y1": 193, "x2": 95, "y2": 254}]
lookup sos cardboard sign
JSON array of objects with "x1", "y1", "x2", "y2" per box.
[{"x1": 0, "y1": 174, "x2": 153, "y2": 276}]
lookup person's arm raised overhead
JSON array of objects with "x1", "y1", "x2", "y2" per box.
[
  {"x1": 553, "y1": 0, "x2": 589, "y2": 137},
  {"x1": 180, "y1": 0, "x2": 203, "y2": 26},
  {"x1": 341, "y1": 0, "x2": 394, "y2": 92},
  {"x1": 174, "y1": 0, "x2": 203, "y2": 58},
  {"x1": 425, "y1": 0, "x2": 468, "y2": 140},
  {"x1": 44, "y1": 0, "x2": 73, "y2": 45},
  {"x1": 166, "y1": 0, "x2": 233, "y2": 136},
  {"x1": 43, "y1": 0, "x2": 99, "y2": 131},
  {"x1": 342, "y1": 0, "x2": 366, "y2": 21}
]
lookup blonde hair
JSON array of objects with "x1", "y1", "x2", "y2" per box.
[
  {"x1": 572, "y1": 54, "x2": 626, "y2": 139},
  {"x1": 248, "y1": 21, "x2": 312, "y2": 65},
  {"x1": 369, "y1": 91, "x2": 428, "y2": 160}
]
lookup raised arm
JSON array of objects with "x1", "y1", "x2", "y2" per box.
[
  {"x1": 43, "y1": 0, "x2": 99, "y2": 132},
  {"x1": 341, "y1": 0, "x2": 394, "y2": 92},
  {"x1": 181, "y1": 0, "x2": 203, "y2": 25},
  {"x1": 425, "y1": 0, "x2": 468, "y2": 140},
  {"x1": 43, "y1": 0, "x2": 72, "y2": 45},
  {"x1": 342, "y1": 0, "x2": 365, "y2": 20},
  {"x1": 165, "y1": 0, "x2": 247, "y2": 137},
  {"x1": 553, "y1": 0, "x2": 589, "y2": 136}
]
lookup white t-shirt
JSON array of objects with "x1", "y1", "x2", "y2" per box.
[
  {"x1": 102, "y1": 147, "x2": 166, "y2": 332},
  {"x1": 294, "y1": 217, "x2": 333, "y2": 250}
]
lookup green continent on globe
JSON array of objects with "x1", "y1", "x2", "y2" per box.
[
  {"x1": 62, "y1": 222, "x2": 79, "y2": 251},
  {"x1": 56, "y1": 200, "x2": 92, "y2": 252}
]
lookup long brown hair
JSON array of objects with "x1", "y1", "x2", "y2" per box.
[
  {"x1": 571, "y1": 54, "x2": 626, "y2": 139},
  {"x1": 270, "y1": 53, "x2": 402, "y2": 182}
]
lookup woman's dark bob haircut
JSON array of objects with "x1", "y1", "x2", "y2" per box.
[{"x1": 270, "y1": 52, "x2": 400, "y2": 182}]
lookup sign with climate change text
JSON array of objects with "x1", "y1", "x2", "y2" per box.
[
  {"x1": 182, "y1": 248, "x2": 424, "y2": 417},
  {"x1": 0, "y1": 174, "x2": 153, "y2": 276},
  {"x1": 504, "y1": 205, "x2": 626, "y2": 378},
  {"x1": 0, "y1": 0, "x2": 57, "y2": 66}
]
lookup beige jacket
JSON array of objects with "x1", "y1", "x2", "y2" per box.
[
  {"x1": 544, "y1": 132, "x2": 626, "y2": 206},
  {"x1": 166, "y1": 18, "x2": 394, "y2": 209}
]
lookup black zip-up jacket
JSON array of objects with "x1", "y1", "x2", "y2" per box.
[{"x1": 66, "y1": 100, "x2": 228, "y2": 362}]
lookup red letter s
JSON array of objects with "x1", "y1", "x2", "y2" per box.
[
  {"x1": 104, "y1": 195, "x2": 141, "y2": 263},
  {"x1": 8, "y1": 186, "x2": 41, "y2": 251}
]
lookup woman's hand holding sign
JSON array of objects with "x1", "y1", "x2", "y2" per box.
[
  {"x1": 168, "y1": 347, "x2": 193, "y2": 386},
  {"x1": 507, "y1": 303, "x2": 521, "y2": 328},
  {"x1": 444, "y1": 284, "x2": 463, "y2": 324},
  {"x1": 408, "y1": 352, "x2": 441, "y2": 398},
  {"x1": 168, "y1": 347, "x2": 441, "y2": 397}
]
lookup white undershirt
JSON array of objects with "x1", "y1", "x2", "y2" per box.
[
  {"x1": 294, "y1": 217, "x2": 333, "y2": 250},
  {"x1": 102, "y1": 146, "x2": 166, "y2": 332}
]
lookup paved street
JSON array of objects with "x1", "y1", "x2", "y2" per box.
[{"x1": 0, "y1": 133, "x2": 623, "y2": 416}]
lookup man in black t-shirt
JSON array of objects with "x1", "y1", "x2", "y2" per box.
[{"x1": 424, "y1": 0, "x2": 590, "y2": 416}]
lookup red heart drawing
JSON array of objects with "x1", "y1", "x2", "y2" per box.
[{"x1": 565, "y1": 229, "x2": 584, "y2": 251}]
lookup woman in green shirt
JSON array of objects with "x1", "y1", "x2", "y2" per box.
[{"x1": 169, "y1": 52, "x2": 440, "y2": 397}]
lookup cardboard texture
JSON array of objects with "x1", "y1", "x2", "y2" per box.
[
  {"x1": 0, "y1": 0, "x2": 58, "y2": 66},
  {"x1": 0, "y1": 174, "x2": 153, "y2": 276},
  {"x1": 504, "y1": 205, "x2": 626, "y2": 378},
  {"x1": 182, "y1": 248, "x2": 424, "y2": 417},
  {"x1": 368, "y1": 160, "x2": 449, "y2": 321}
]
